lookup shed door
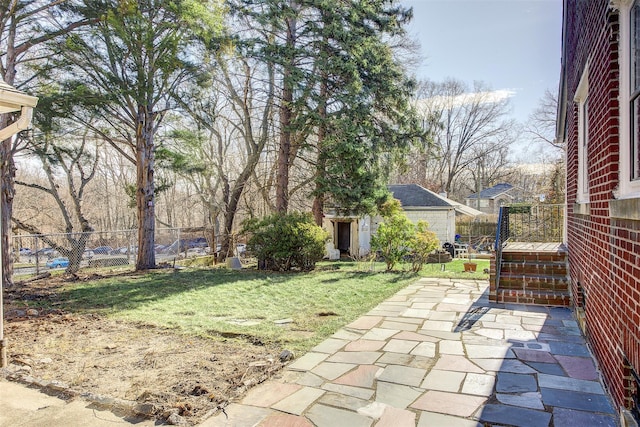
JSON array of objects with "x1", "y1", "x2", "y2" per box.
[{"x1": 337, "y1": 222, "x2": 351, "y2": 253}]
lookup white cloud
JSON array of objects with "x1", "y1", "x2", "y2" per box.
[{"x1": 415, "y1": 89, "x2": 517, "y2": 111}]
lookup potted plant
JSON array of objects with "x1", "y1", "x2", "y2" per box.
[{"x1": 463, "y1": 249, "x2": 477, "y2": 272}]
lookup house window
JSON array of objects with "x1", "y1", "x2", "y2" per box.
[
  {"x1": 631, "y1": 1, "x2": 640, "y2": 180},
  {"x1": 620, "y1": 0, "x2": 640, "y2": 197},
  {"x1": 575, "y1": 65, "x2": 589, "y2": 203}
]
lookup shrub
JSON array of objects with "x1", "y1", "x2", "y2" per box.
[
  {"x1": 243, "y1": 212, "x2": 328, "y2": 271},
  {"x1": 371, "y1": 199, "x2": 415, "y2": 271},
  {"x1": 408, "y1": 221, "x2": 440, "y2": 272}
]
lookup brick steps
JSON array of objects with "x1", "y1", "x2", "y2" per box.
[
  {"x1": 492, "y1": 289, "x2": 571, "y2": 306},
  {"x1": 490, "y1": 248, "x2": 570, "y2": 307},
  {"x1": 498, "y1": 273, "x2": 569, "y2": 292},
  {"x1": 500, "y1": 261, "x2": 567, "y2": 276}
]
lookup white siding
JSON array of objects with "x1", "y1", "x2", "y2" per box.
[{"x1": 403, "y1": 209, "x2": 454, "y2": 245}]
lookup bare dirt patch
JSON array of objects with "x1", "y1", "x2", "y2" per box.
[{"x1": 2, "y1": 275, "x2": 287, "y2": 425}]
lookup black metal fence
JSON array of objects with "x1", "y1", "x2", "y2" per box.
[
  {"x1": 505, "y1": 204, "x2": 564, "y2": 242},
  {"x1": 10, "y1": 228, "x2": 218, "y2": 280}
]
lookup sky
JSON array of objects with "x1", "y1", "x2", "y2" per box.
[{"x1": 400, "y1": 0, "x2": 563, "y2": 127}]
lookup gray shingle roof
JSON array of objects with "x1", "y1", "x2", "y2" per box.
[
  {"x1": 466, "y1": 183, "x2": 514, "y2": 199},
  {"x1": 388, "y1": 184, "x2": 454, "y2": 208}
]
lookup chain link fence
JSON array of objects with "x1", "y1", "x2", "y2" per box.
[{"x1": 11, "y1": 228, "x2": 221, "y2": 280}]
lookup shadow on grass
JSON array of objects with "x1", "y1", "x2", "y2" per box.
[
  {"x1": 54, "y1": 267, "x2": 414, "y2": 315},
  {"x1": 56, "y1": 268, "x2": 299, "y2": 313}
]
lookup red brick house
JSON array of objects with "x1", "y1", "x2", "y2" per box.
[{"x1": 557, "y1": 0, "x2": 640, "y2": 421}]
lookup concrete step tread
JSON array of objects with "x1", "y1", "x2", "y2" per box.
[
  {"x1": 500, "y1": 273, "x2": 569, "y2": 281},
  {"x1": 501, "y1": 260, "x2": 567, "y2": 266}
]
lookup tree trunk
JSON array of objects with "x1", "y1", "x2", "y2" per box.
[
  {"x1": 312, "y1": 75, "x2": 328, "y2": 226},
  {"x1": 135, "y1": 107, "x2": 156, "y2": 270},
  {"x1": 1, "y1": 128, "x2": 15, "y2": 286},
  {"x1": 275, "y1": 16, "x2": 296, "y2": 214}
]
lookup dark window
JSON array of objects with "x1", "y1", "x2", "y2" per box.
[{"x1": 631, "y1": 1, "x2": 640, "y2": 179}]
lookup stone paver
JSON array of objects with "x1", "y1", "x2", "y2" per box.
[
  {"x1": 196, "y1": 278, "x2": 618, "y2": 427},
  {"x1": 421, "y1": 369, "x2": 465, "y2": 392},
  {"x1": 383, "y1": 339, "x2": 418, "y2": 354},
  {"x1": 377, "y1": 365, "x2": 426, "y2": 387},
  {"x1": 379, "y1": 321, "x2": 419, "y2": 331},
  {"x1": 360, "y1": 328, "x2": 398, "y2": 341},
  {"x1": 271, "y1": 387, "x2": 325, "y2": 415},
  {"x1": 477, "y1": 404, "x2": 552, "y2": 427},
  {"x1": 537, "y1": 373, "x2": 604, "y2": 394},
  {"x1": 555, "y1": 354, "x2": 599, "y2": 380},
  {"x1": 461, "y1": 373, "x2": 496, "y2": 396},
  {"x1": 317, "y1": 392, "x2": 368, "y2": 412},
  {"x1": 327, "y1": 351, "x2": 381, "y2": 364},
  {"x1": 333, "y1": 364, "x2": 380, "y2": 388},
  {"x1": 321, "y1": 383, "x2": 374, "y2": 400},
  {"x1": 258, "y1": 412, "x2": 313, "y2": 427},
  {"x1": 496, "y1": 372, "x2": 538, "y2": 393},
  {"x1": 393, "y1": 331, "x2": 439, "y2": 342},
  {"x1": 439, "y1": 339, "x2": 464, "y2": 355},
  {"x1": 375, "y1": 382, "x2": 423, "y2": 409},
  {"x1": 376, "y1": 406, "x2": 416, "y2": 427},
  {"x1": 287, "y1": 352, "x2": 328, "y2": 371},
  {"x1": 410, "y1": 341, "x2": 436, "y2": 358},
  {"x1": 433, "y1": 355, "x2": 484, "y2": 373},
  {"x1": 417, "y1": 412, "x2": 482, "y2": 427},
  {"x1": 496, "y1": 392, "x2": 545, "y2": 410},
  {"x1": 540, "y1": 388, "x2": 614, "y2": 413},
  {"x1": 411, "y1": 390, "x2": 486, "y2": 417},
  {"x1": 310, "y1": 362, "x2": 355, "y2": 380},
  {"x1": 242, "y1": 382, "x2": 302, "y2": 407},
  {"x1": 347, "y1": 316, "x2": 383, "y2": 330},
  {"x1": 345, "y1": 339, "x2": 386, "y2": 352},
  {"x1": 552, "y1": 407, "x2": 618, "y2": 427},
  {"x1": 311, "y1": 338, "x2": 349, "y2": 354},
  {"x1": 306, "y1": 404, "x2": 372, "y2": 427}
]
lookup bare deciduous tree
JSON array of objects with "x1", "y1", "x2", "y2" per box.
[
  {"x1": 14, "y1": 129, "x2": 98, "y2": 273},
  {"x1": 0, "y1": 0, "x2": 91, "y2": 284},
  {"x1": 410, "y1": 79, "x2": 518, "y2": 200},
  {"x1": 525, "y1": 89, "x2": 561, "y2": 149}
]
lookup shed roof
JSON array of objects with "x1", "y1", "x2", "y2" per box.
[{"x1": 388, "y1": 184, "x2": 454, "y2": 208}]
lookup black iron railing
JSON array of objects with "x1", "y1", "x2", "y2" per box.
[
  {"x1": 494, "y1": 206, "x2": 510, "y2": 287},
  {"x1": 505, "y1": 204, "x2": 564, "y2": 242}
]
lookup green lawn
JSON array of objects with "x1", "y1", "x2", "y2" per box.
[{"x1": 46, "y1": 259, "x2": 489, "y2": 353}]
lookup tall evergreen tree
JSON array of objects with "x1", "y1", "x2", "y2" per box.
[
  {"x1": 49, "y1": 0, "x2": 224, "y2": 270},
  {"x1": 231, "y1": 0, "x2": 424, "y2": 220},
  {"x1": 307, "y1": 0, "x2": 424, "y2": 224}
]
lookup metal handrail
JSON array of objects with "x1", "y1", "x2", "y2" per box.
[{"x1": 494, "y1": 206, "x2": 510, "y2": 292}]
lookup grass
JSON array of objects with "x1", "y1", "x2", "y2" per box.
[
  {"x1": 418, "y1": 259, "x2": 490, "y2": 279},
  {"x1": 53, "y1": 264, "x2": 413, "y2": 352},
  {"x1": 39, "y1": 259, "x2": 489, "y2": 354}
]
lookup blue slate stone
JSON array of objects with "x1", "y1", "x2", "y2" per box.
[
  {"x1": 541, "y1": 388, "x2": 615, "y2": 414},
  {"x1": 496, "y1": 373, "x2": 538, "y2": 393},
  {"x1": 548, "y1": 307, "x2": 573, "y2": 319},
  {"x1": 548, "y1": 342, "x2": 590, "y2": 357},
  {"x1": 538, "y1": 333, "x2": 585, "y2": 343},
  {"x1": 544, "y1": 319, "x2": 566, "y2": 327},
  {"x1": 553, "y1": 407, "x2": 617, "y2": 426},
  {"x1": 478, "y1": 403, "x2": 551, "y2": 427},
  {"x1": 556, "y1": 326, "x2": 583, "y2": 336},
  {"x1": 527, "y1": 362, "x2": 567, "y2": 376}
]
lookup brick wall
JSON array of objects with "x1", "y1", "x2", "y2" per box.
[{"x1": 564, "y1": 0, "x2": 640, "y2": 411}]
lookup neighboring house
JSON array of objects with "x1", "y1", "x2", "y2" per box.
[
  {"x1": 464, "y1": 183, "x2": 518, "y2": 215},
  {"x1": 323, "y1": 184, "x2": 481, "y2": 257},
  {"x1": 557, "y1": 0, "x2": 640, "y2": 421}
]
